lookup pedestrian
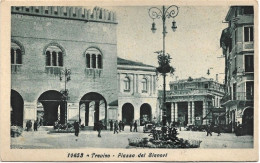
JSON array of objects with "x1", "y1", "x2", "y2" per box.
[
  {"x1": 129, "y1": 121, "x2": 133, "y2": 132},
  {"x1": 206, "y1": 124, "x2": 212, "y2": 136},
  {"x1": 122, "y1": 121, "x2": 125, "y2": 131},
  {"x1": 33, "y1": 120, "x2": 38, "y2": 131},
  {"x1": 109, "y1": 120, "x2": 113, "y2": 131},
  {"x1": 74, "y1": 120, "x2": 79, "y2": 140},
  {"x1": 114, "y1": 120, "x2": 119, "y2": 134},
  {"x1": 217, "y1": 124, "x2": 221, "y2": 136},
  {"x1": 97, "y1": 121, "x2": 103, "y2": 137},
  {"x1": 26, "y1": 120, "x2": 32, "y2": 131},
  {"x1": 119, "y1": 121, "x2": 122, "y2": 132},
  {"x1": 133, "y1": 120, "x2": 138, "y2": 132}
]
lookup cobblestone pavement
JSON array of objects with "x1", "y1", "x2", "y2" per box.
[{"x1": 11, "y1": 126, "x2": 253, "y2": 149}]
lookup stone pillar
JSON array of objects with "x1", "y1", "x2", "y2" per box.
[
  {"x1": 171, "y1": 102, "x2": 174, "y2": 122},
  {"x1": 150, "y1": 75, "x2": 152, "y2": 96},
  {"x1": 174, "y1": 102, "x2": 178, "y2": 122},
  {"x1": 191, "y1": 101, "x2": 195, "y2": 124},
  {"x1": 67, "y1": 102, "x2": 79, "y2": 123},
  {"x1": 117, "y1": 73, "x2": 120, "y2": 92},
  {"x1": 203, "y1": 101, "x2": 207, "y2": 125},
  {"x1": 132, "y1": 74, "x2": 135, "y2": 95},
  {"x1": 188, "y1": 101, "x2": 191, "y2": 124},
  {"x1": 23, "y1": 102, "x2": 37, "y2": 127},
  {"x1": 136, "y1": 74, "x2": 139, "y2": 93}
]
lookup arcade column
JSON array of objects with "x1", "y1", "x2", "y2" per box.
[
  {"x1": 203, "y1": 101, "x2": 208, "y2": 124},
  {"x1": 174, "y1": 102, "x2": 178, "y2": 122},
  {"x1": 188, "y1": 102, "x2": 191, "y2": 124},
  {"x1": 191, "y1": 101, "x2": 195, "y2": 124},
  {"x1": 171, "y1": 102, "x2": 174, "y2": 122}
]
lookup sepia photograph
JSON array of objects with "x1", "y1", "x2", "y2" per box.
[{"x1": 0, "y1": 0, "x2": 258, "y2": 161}]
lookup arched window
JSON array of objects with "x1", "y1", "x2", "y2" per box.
[
  {"x1": 98, "y1": 54, "x2": 102, "y2": 69},
  {"x1": 84, "y1": 48, "x2": 102, "y2": 69},
  {"x1": 45, "y1": 46, "x2": 63, "y2": 67},
  {"x1": 11, "y1": 41, "x2": 24, "y2": 73},
  {"x1": 142, "y1": 78, "x2": 148, "y2": 93},
  {"x1": 92, "y1": 54, "x2": 96, "y2": 68},
  {"x1": 11, "y1": 43, "x2": 22, "y2": 65},
  {"x1": 124, "y1": 77, "x2": 130, "y2": 91},
  {"x1": 86, "y1": 53, "x2": 90, "y2": 68}
]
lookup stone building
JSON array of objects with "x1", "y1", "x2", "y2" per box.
[
  {"x1": 117, "y1": 57, "x2": 158, "y2": 126},
  {"x1": 220, "y1": 6, "x2": 254, "y2": 134},
  {"x1": 10, "y1": 6, "x2": 159, "y2": 128},
  {"x1": 11, "y1": 6, "x2": 118, "y2": 128},
  {"x1": 159, "y1": 77, "x2": 225, "y2": 126}
]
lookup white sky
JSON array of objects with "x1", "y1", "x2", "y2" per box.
[{"x1": 108, "y1": 6, "x2": 229, "y2": 89}]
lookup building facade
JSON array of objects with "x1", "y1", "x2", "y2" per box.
[
  {"x1": 10, "y1": 6, "x2": 159, "y2": 128},
  {"x1": 11, "y1": 6, "x2": 118, "y2": 128},
  {"x1": 117, "y1": 58, "x2": 158, "y2": 126},
  {"x1": 159, "y1": 77, "x2": 225, "y2": 126},
  {"x1": 220, "y1": 6, "x2": 254, "y2": 134}
]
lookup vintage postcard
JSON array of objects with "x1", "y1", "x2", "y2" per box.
[{"x1": 0, "y1": 0, "x2": 258, "y2": 161}]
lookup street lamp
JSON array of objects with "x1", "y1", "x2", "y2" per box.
[
  {"x1": 148, "y1": 5, "x2": 179, "y2": 127},
  {"x1": 59, "y1": 67, "x2": 71, "y2": 124}
]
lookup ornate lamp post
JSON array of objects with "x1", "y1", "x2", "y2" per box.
[
  {"x1": 59, "y1": 67, "x2": 71, "y2": 124},
  {"x1": 148, "y1": 5, "x2": 179, "y2": 126}
]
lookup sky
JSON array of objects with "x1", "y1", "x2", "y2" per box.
[{"x1": 108, "y1": 6, "x2": 229, "y2": 89}]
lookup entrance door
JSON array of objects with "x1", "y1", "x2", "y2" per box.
[
  {"x1": 140, "y1": 103, "x2": 152, "y2": 126},
  {"x1": 122, "y1": 103, "x2": 134, "y2": 125},
  {"x1": 243, "y1": 108, "x2": 253, "y2": 135}
]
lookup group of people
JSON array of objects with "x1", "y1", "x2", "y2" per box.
[
  {"x1": 26, "y1": 120, "x2": 39, "y2": 132},
  {"x1": 109, "y1": 120, "x2": 138, "y2": 134},
  {"x1": 73, "y1": 120, "x2": 104, "y2": 140},
  {"x1": 206, "y1": 123, "x2": 221, "y2": 136}
]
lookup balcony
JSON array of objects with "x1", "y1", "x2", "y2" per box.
[
  {"x1": 221, "y1": 92, "x2": 253, "y2": 105},
  {"x1": 166, "y1": 89, "x2": 209, "y2": 96}
]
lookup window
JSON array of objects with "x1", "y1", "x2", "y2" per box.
[
  {"x1": 234, "y1": 30, "x2": 238, "y2": 44},
  {"x1": 245, "y1": 55, "x2": 254, "y2": 72},
  {"x1": 233, "y1": 83, "x2": 237, "y2": 100},
  {"x1": 86, "y1": 54, "x2": 90, "y2": 68},
  {"x1": 244, "y1": 26, "x2": 253, "y2": 42},
  {"x1": 11, "y1": 48, "x2": 22, "y2": 65},
  {"x1": 92, "y1": 54, "x2": 96, "y2": 68},
  {"x1": 204, "y1": 83, "x2": 208, "y2": 89},
  {"x1": 11, "y1": 41, "x2": 24, "y2": 73},
  {"x1": 85, "y1": 48, "x2": 102, "y2": 69},
  {"x1": 45, "y1": 46, "x2": 63, "y2": 67},
  {"x1": 124, "y1": 77, "x2": 130, "y2": 91},
  {"x1": 174, "y1": 86, "x2": 178, "y2": 90},
  {"x1": 242, "y1": 6, "x2": 254, "y2": 15},
  {"x1": 246, "y1": 81, "x2": 253, "y2": 100},
  {"x1": 142, "y1": 78, "x2": 148, "y2": 93}
]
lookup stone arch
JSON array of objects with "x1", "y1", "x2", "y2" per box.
[
  {"x1": 79, "y1": 92, "x2": 107, "y2": 129},
  {"x1": 11, "y1": 39, "x2": 25, "y2": 55},
  {"x1": 37, "y1": 90, "x2": 66, "y2": 126},
  {"x1": 140, "y1": 103, "x2": 152, "y2": 126},
  {"x1": 43, "y1": 42, "x2": 66, "y2": 56},
  {"x1": 242, "y1": 107, "x2": 253, "y2": 135},
  {"x1": 122, "y1": 103, "x2": 134, "y2": 125},
  {"x1": 11, "y1": 89, "x2": 24, "y2": 127}
]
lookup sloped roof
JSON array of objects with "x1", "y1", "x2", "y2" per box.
[{"x1": 117, "y1": 57, "x2": 155, "y2": 68}]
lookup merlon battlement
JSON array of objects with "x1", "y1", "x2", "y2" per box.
[{"x1": 11, "y1": 6, "x2": 117, "y2": 24}]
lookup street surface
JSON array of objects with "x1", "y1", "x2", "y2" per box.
[{"x1": 11, "y1": 126, "x2": 253, "y2": 149}]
